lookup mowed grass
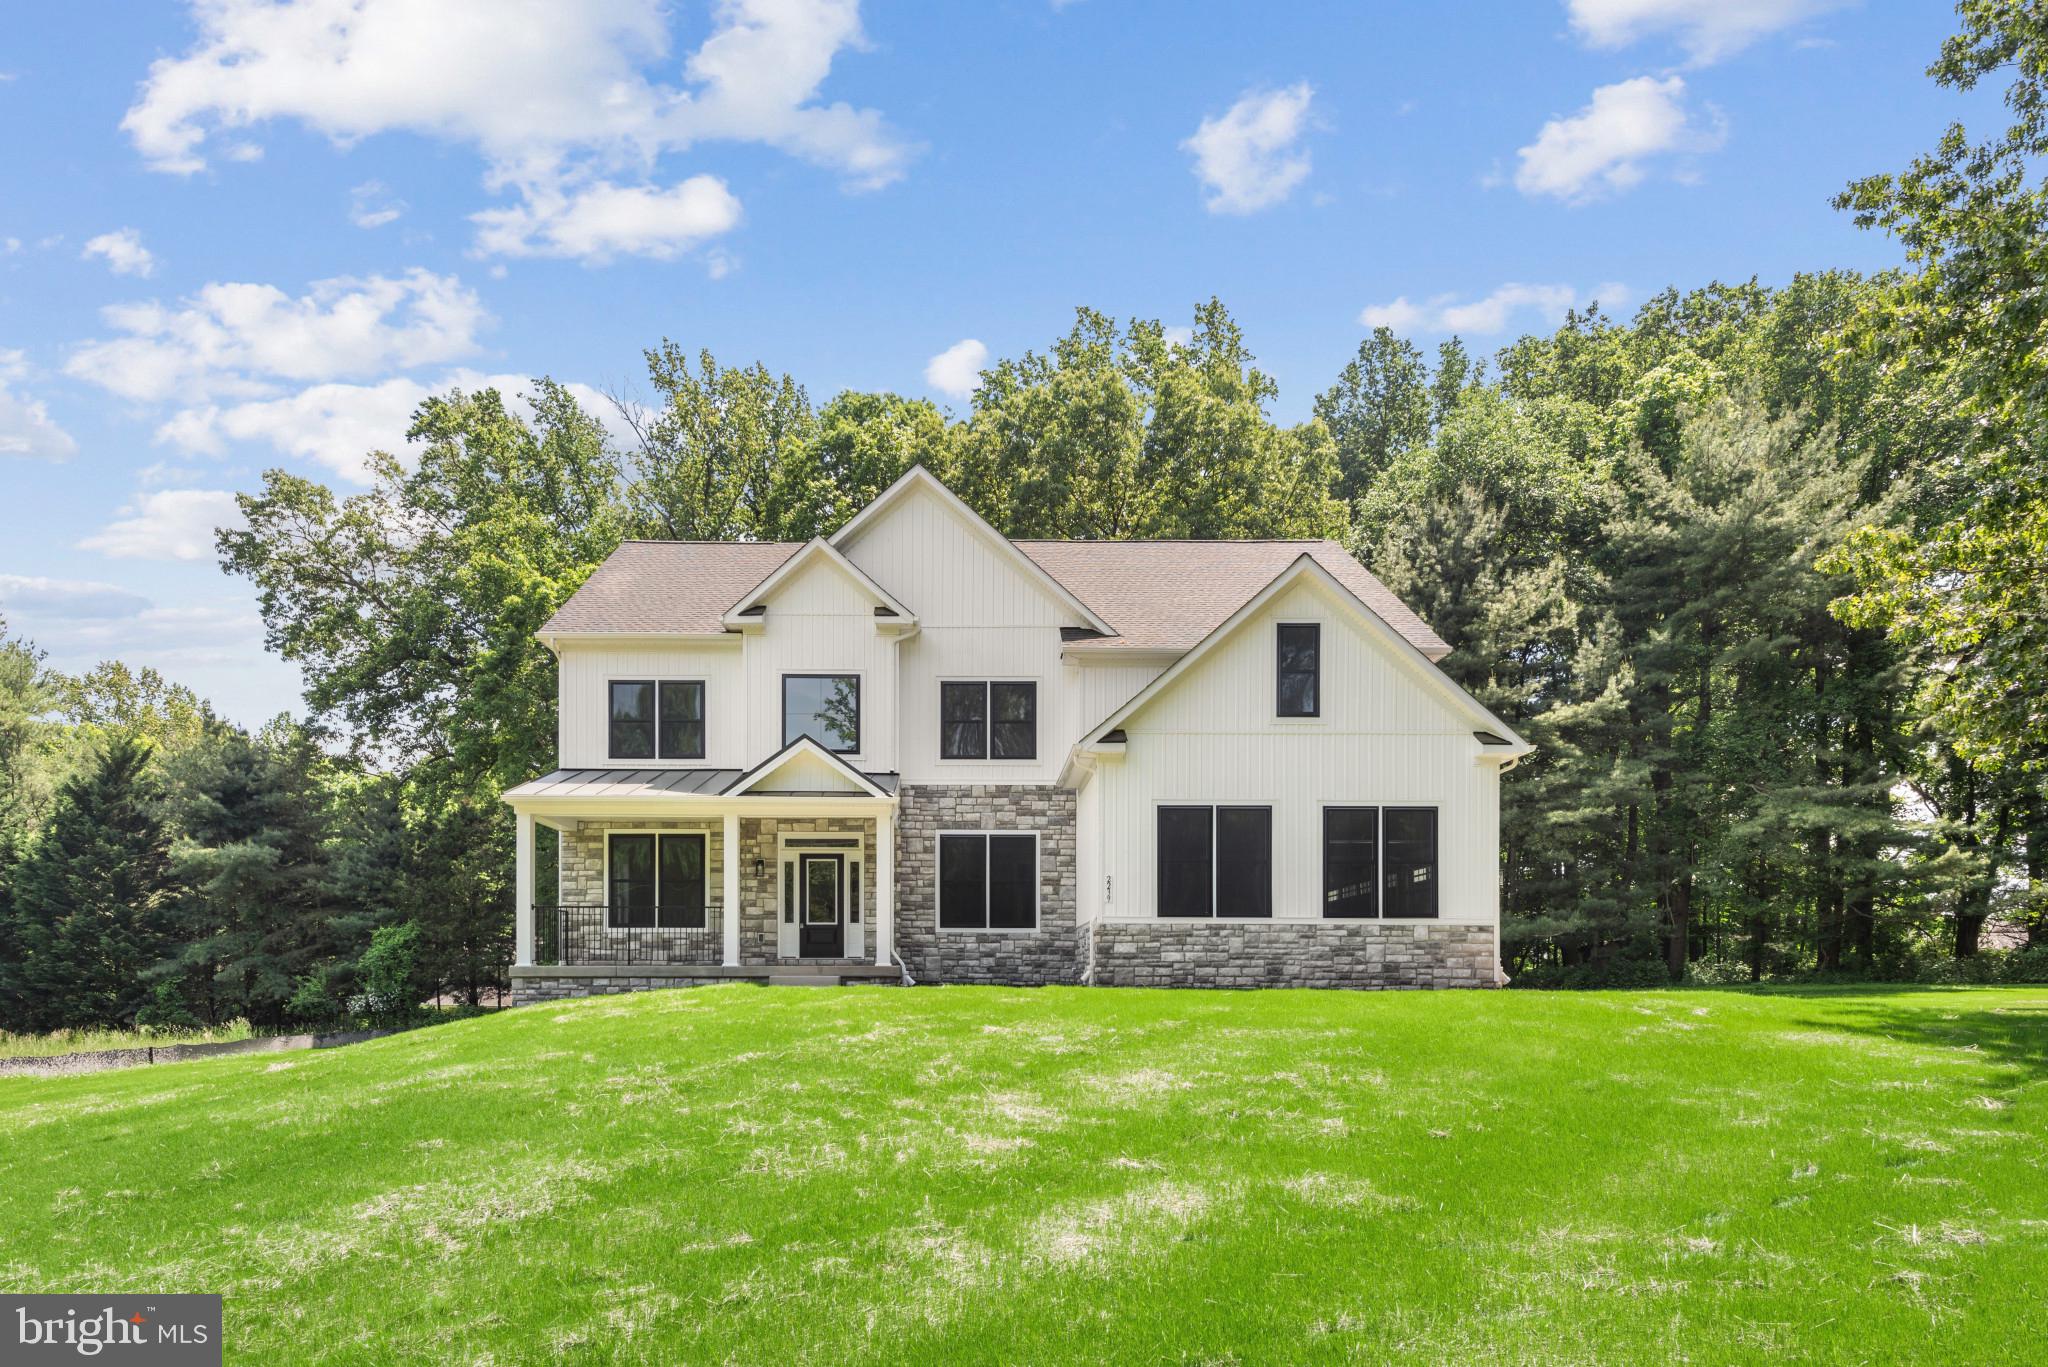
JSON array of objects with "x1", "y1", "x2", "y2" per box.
[{"x1": 0, "y1": 986, "x2": 2043, "y2": 1365}]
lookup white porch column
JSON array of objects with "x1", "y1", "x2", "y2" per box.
[
  {"x1": 722, "y1": 810, "x2": 742, "y2": 967},
  {"x1": 514, "y1": 810, "x2": 535, "y2": 967},
  {"x1": 875, "y1": 806, "x2": 895, "y2": 967}
]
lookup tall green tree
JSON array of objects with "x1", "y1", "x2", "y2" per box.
[
  {"x1": 1315, "y1": 327, "x2": 1432, "y2": 504},
  {"x1": 2, "y1": 737, "x2": 178, "y2": 1030}
]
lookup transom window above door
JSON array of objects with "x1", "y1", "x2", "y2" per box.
[
  {"x1": 940, "y1": 681, "x2": 1037, "y2": 760},
  {"x1": 783, "y1": 674, "x2": 861, "y2": 753},
  {"x1": 608, "y1": 680, "x2": 705, "y2": 760}
]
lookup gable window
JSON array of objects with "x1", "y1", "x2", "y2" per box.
[
  {"x1": 1156, "y1": 805, "x2": 1272, "y2": 918},
  {"x1": 1321, "y1": 805, "x2": 1437, "y2": 919},
  {"x1": 937, "y1": 832, "x2": 1039, "y2": 930},
  {"x1": 606, "y1": 832, "x2": 707, "y2": 928},
  {"x1": 939, "y1": 681, "x2": 1037, "y2": 761},
  {"x1": 784, "y1": 674, "x2": 861, "y2": 753},
  {"x1": 1277, "y1": 623, "x2": 1321, "y2": 717},
  {"x1": 609, "y1": 680, "x2": 705, "y2": 760}
]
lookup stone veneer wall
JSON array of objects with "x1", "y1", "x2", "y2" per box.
[
  {"x1": 893, "y1": 784, "x2": 1079, "y2": 985},
  {"x1": 737, "y1": 816, "x2": 876, "y2": 966},
  {"x1": 512, "y1": 975, "x2": 716, "y2": 1005},
  {"x1": 1085, "y1": 920, "x2": 1497, "y2": 990}
]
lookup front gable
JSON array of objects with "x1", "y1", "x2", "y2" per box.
[
  {"x1": 723, "y1": 538, "x2": 913, "y2": 627},
  {"x1": 726, "y1": 737, "x2": 891, "y2": 798},
  {"x1": 1081, "y1": 556, "x2": 1531, "y2": 756},
  {"x1": 832, "y1": 467, "x2": 1113, "y2": 632}
]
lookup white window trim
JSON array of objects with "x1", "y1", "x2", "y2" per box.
[
  {"x1": 1316, "y1": 801, "x2": 1442, "y2": 924},
  {"x1": 935, "y1": 829, "x2": 1042, "y2": 934},
  {"x1": 1150, "y1": 799, "x2": 1274, "y2": 921},
  {"x1": 604, "y1": 677, "x2": 708, "y2": 765},
  {"x1": 600, "y1": 828, "x2": 713, "y2": 933},
  {"x1": 780, "y1": 670, "x2": 866, "y2": 761},
  {"x1": 935, "y1": 677, "x2": 1041, "y2": 764},
  {"x1": 775, "y1": 832, "x2": 865, "y2": 952}
]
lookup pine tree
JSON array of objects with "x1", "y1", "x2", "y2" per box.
[{"x1": 6, "y1": 737, "x2": 178, "y2": 1030}]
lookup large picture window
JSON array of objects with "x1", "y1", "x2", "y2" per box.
[
  {"x1": 783, "y1": 674, "x2": 861, "y2": 753},
  {"x1": 606, "y1": 832, "x2": 707, "y2": 928},
  {"x1": 937, "y1": 832, "x2": 1038, "y2": 930},
  {"x1": 1321, "y1": 805, "x2": 1437, "y2": 919},
  {"x1": 609, "y1": 680, "x2": 705, "y2": 760},
  {"x1": 939, "y1": 680, "x2": 1037, "y2": 760},
  {"x1": 1156, "y1": 805, "x2": 1272, "y2": 918},
  {"x1": 1277, "y1": 623, "x2": 1320, "y2": 717}
]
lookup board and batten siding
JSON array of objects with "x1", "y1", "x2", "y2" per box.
[
  {"x1": 739, "y1": 555, "x2": 900, "y2": 771},
  {"x1": 1090, "y1": 576, "x2": 1502, "y2": 928},
  {"x1": 556, "y1": 642, "x2": 744, "y2": 769}
]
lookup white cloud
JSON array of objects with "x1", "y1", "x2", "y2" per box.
[
  {"x1": 471, "y1": 175, "x2": 743, "y2": 261},
  {"x1": 157, "y1": 369, "x2": 624, "y2": 484},
  {"x1": 0, "y1": 349, "x2": 78, "y2": 461},
  {"x1": 65, "y1": 269, "x2": 488, "y2": 403},
  {"x1": 1183, "y1": 83, "x2": 1315, "y2": 215},
  {"x1": 1514, "y1": 75, "x2": 1721, "y2": 202},
  {"x1": 923, "y1": 338, "x2": 988, "y2": 400},
  {"x1": 0, "y1": 574, "x2": 151, "y2": 620},
  {"x1": 122, "y1": 0, "x2": 914, "y2": 263},
  {"x1": 82, "y1": 227, "x2": 158, "y2": 277},
  {"x1": 1355, "y1": 281, "x2": 1630, "y2": 336},
  {"x1": 349, "y1": 180, "x2": 406, "y2": 228},
  {"x1": 78, "y1": 489, "x2": 246, "y2": 562},
  {"x1": 1566, "y1": 0, "x2": 1849, "y2": 64}
]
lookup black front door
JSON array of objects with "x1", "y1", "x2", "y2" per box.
[{"x1": 799, "y1": 854, "x2": 844, "y2": 958}]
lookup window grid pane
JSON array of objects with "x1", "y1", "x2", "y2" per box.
[
  {"x1": 1216, "y1": 806, "x2": 1272, "y2": 918},
  {"x1": 938, "y1": 834, "x2": 987, "y2": 928},
  {"x1": 658, "y1": 681, "x2": 705, "y2": 759},
  {"x1": 657, "y1": 834, "x2": 706, "y2": 928},
  {"x1": 1157, "y1": 807, "x2": 1214, "y2": 918},
  {"x1": 608, "y1": 834, "x2": 655, "y2": 927},
  {"x1": 990, "y1": 682, "x2": 1037, "y2": 760},
  {"x1": 609, "y1": 681, "x2": 656, "y2": 759},
  {"x1": 987, "y1": 835, "x2": 1036, "y2": 928},
  {"x1": 1384, "y1": 807, "x2": 1439, "y2": 919},
  {"x1": 1323, "y1": 807, "x2": 1379, "y2": 919},
  {"x1": 784, "y1": 674, "x2": 861, "y2": 752},
  {"x1": 1277, "y1": 624, "x2": 1320, "y2": 717},
  {"x1": 940, "y1": 682, "x2": 987, "y2": 760}
]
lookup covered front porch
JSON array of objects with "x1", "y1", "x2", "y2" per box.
[{"x1": 504, "y1": 740, "x2": 902, "y2": 996}]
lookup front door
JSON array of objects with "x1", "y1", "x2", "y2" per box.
[{"x1": 799, "y1": 854, "x2": 845, "y2": 958}]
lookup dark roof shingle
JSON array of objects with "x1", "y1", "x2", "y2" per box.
[{"x1": 542, "y1": 541, "x2": 799, "y2": 635}]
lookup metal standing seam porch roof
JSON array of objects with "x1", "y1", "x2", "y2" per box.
[{"x1": 504, "y1": 767, "x2": 901, "y2": 801}]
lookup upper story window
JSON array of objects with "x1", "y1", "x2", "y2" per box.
[
  {"x1": 610, "y1": 680, "x2": 705, "y2": 760},
  {"x1": 784, "y1": 674, "x2": 861, "y2": 753},
  {"x1": 1157, "y1": 805, "x2": 1272, "y2": 918},
  {"x1": 1277, "y1": 623, "x2": 1321, "y2": 717},
  {"x1": 940, "y1": 681, "x2": 1037, "y2": 760},
  {"x1": 1322, "y1": 805, "x2": 1438, "y2": 919}
]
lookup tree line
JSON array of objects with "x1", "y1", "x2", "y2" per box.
[{"x1": 3, "y1": 1, "x2": 2045, "y2": 1027}]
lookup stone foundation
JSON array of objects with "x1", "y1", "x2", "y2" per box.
[
  {"x1": 1085, "y1": 920, "x2": 1498, "y2": 990},
  {"x1": 510, "y1": 974, "x2": 718, "y2": 1005},
  {"x1": 894, "y1": 784, "x2": 1079, "y2": 985}
]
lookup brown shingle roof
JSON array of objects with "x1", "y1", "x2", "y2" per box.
[
  {"x1": 1014, "y1": 540, "x2": 1449, "y2": 659},
  {"x1": 542, "y1": 535, "x2": 1448, "y2": 661},
  {"x1": 541, "y1": 541, "x2": 799, "y2": 635}
]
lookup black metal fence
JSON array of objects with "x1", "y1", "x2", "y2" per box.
[{"x1": 532, "y1": 902, "x2": 724, "y2": 966}]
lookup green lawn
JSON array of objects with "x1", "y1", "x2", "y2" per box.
[
  {"x1": 0, "y1": 985, "x2": 2042, "y2": 1364},
  {"x1": 0, "y1": 1019, "x2": 256, "y2": 1059}
]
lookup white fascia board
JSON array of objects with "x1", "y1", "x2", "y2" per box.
[{"x1": 718, "y1": 537, "x2": 916, "y2": 628}]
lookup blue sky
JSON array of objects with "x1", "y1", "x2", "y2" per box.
[{"x1": 0, "y1": 0, "x2": 1988, "y2": 727}]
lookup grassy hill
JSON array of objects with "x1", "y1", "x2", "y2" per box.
[{"x1": 1, "y1": 985, "x2": 2042, "y2": 1365}]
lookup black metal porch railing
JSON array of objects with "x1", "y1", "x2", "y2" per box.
[{"x1": 532, "y1": 902, "x2": 723, "y2": 967}]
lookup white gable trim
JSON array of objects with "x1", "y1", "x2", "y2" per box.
[
  {"x1": 829, "y1": 466, "x2": 1116, "y2": 635},
  {"x1": 721, "y1": 537, "x2": 916, "y2": 628},
  {"x1": 1076, "y1": 553, "x2": 1534, "y2": 758},
  {"x1": 724, "y1": 736, "x2": 895, "y2": 799}
]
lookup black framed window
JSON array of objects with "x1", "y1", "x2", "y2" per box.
[
  {"x1": 609, "y1": 680, "x2": 704, "y2": 760},
  {"x1": 658, "y1": 681, "x2": 705, "y2": 759},
  {"x1": 1323, "y1": 807, "x2": 1380, "y2": 918},
  {"x1": 939, "y1": 681, "x2": 1037, "y2": 760},
  {"x1": 1384, "y1": 807, "x2": 1439, "y2": 919},
  {"x1": 609, "y1": 681, "x2": 655, "y2": 759},
  {"x1": 940, "y1": 682, "x2": 987, "y2": 759},
  {"x1": 606, "y1": 833, "x2": 706, "y2": 928},
  {"x1": 1156, "y1": 805, "x2": 1271, "y2": 918},
  {"x1": 938, "y1": 833, "x2": 1038, "y2": 930},
  {"x1": 784, "y1": 674, "x2": 861, "y2": 752},
  {"x1": 1277, "y1": 623, "x2": 1320, "y2": 717}
]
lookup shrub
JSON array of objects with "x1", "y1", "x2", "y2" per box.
[{"x1": 356, "y1": 922, "x2": 425, "y2": 1024}]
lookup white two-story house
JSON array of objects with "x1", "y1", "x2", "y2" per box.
[{"x1": 503, "y1": 466, "x2": 1531, "y2": 1001}]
